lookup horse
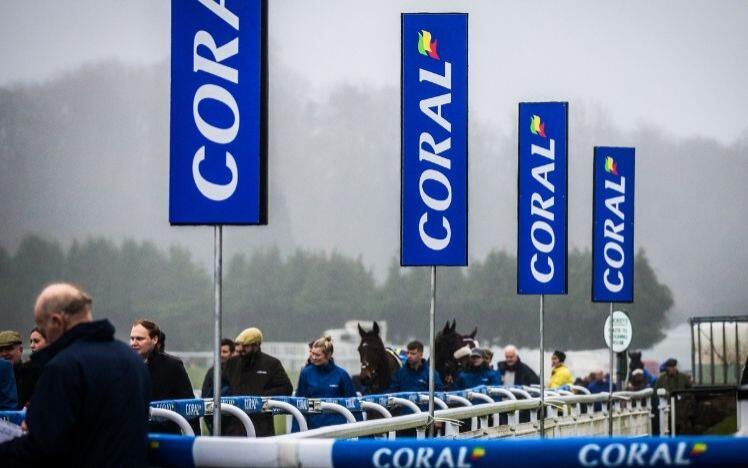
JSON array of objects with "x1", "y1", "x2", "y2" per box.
[
  {"x1": 356, "y1": 321, "x2": 402, "y2": 395},
  {"x1": 434, "y1": 319, "x2": 478, "y2": 389}
]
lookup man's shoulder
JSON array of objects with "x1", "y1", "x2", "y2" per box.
[
  {"x1": 47, "y1": 339, "x2": 143, "y2": 375},
  {"x1": 257, "y1": 351, "x2": 284, "y2": 367},
  {"x1": 157, "y1": 352, "x2": 186, "y2": 367},
  {"x1": 677, "y1": 372, "x2": 691, "y2": 383}
]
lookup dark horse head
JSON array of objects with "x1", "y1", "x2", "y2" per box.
[
  {"x1": 357, "y1": 321, "x2": 401, "y2": 394},
  {"x1": 434, "y1": 319, "x2": 477, "y2": 388}
]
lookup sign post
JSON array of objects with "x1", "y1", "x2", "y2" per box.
[
  {"x1": 604, "y1": 310, "x2": 633, "y2": 397},
  {"x1": 592, "y1": 147, "x2": 635, "y2": 436},
  {"x1": 402, "y1": 12, "x2": 468, "y2": 436},
  {"x1": 170, "y1": 0, "x2": 268, "y2": 433},
  {"x1": 518, "y1": 102, "x2": 568, "y2": 437}
]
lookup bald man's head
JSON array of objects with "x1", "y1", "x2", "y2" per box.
[
  {"x1": 34, "y1": 283, "x2": 93, "y2": 344},
  {"x1": 504, "y1": 345, "x2": 519, "y2": 366}
]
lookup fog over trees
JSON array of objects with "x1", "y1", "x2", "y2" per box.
[
  {"x1": 1, "y1": 60, "x2": 746, "y2": 348},
  {"x1": 0, "y1": 235, "x2": 672, "y2": 351}
]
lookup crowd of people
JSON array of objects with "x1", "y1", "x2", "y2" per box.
[{"x1": 0, "y1": 282, "x2": 709, "y2": 466}]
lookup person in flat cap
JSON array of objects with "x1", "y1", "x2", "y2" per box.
[
  {"x1": 549, "y1": 349, "x2": 574, "y2": 389},
  {"x1": 654, "y1": 357, "x2": 691, "y2": 394},
  {"x1": 221, "y1": 327, "x2": 292, "y2": 437},
  {"x1": 0, "y1": 330, "x2": 33, "y2": 409},
  {"x1": 455, "y1": 347, "x2": 501, "y2": 390}
]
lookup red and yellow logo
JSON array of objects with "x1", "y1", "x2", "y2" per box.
[
  {"x1": 690, "y1": 442, "x2": 707, "y2": 457},
  {"x1": 418, "y1": 30, "x2": 440, "y2": 59},
  {"x1": 530, "y1": 115, "x2": 546, "y2": 138},
  {"x1": 604, "y1": 156, "x2": 619, "y2": 176},
  {"x1": 470, "y1": 447, "x2": 486, "y2": 460}
]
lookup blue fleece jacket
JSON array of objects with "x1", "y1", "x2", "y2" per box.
[
  {"x1": 294, "y1": 359, "x2": 357, "y2": 430},
  {"x1": 0, "y1": 359, "x2": 17, "y2": 410},
  {"x1": 455, "y1": 366, "x2": 501, "y2": 390},
  {"x1": 387, "y1": 360, "x2": 442, "y2": 393}
]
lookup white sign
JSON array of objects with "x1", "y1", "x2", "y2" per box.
[{"x1": 603, "y1": 310, "x2": 632, "y2": 353}]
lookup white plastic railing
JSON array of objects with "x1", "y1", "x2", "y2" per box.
[
  {"x1": 318, "y1": 401, "x2": 356, "y2": 424},
  {"x1": 266, "y1": 400, "x2": 308, "y2": 432},
  {"x1": 270, "y1": 389, "x2": 654, "y2": 440},
  {"x1": 389, "y1": 397, "x2": 421, "y2": 414},
  {"x1": 360, "y1": 401, "x2": 394, "y2": 439},
  {"x1": 150, "y1": 407, "x2": 195, "y2": 436},
  {"x1": 141, "y1": 387, "x2": 654, "y2": 440},
  {"x1": 219, "y1": 404, "x2": 256, "y2": 437}
]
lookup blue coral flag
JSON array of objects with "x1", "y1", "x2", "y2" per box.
[
  {"x1": 169, "y1": 0, "x2": 267, "y2": 224},
  {"x1": 401, "y1": 13, "x2": 468, "y2": 266},
  {"x1": 592, "y1": 147, "x2": 636, "y2": 302},
  {"x1": 517, "y1": 102, "x2": 568, "y2": 294}
]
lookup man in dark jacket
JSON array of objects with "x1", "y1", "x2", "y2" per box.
[
  {"x1": 0, "y1": 283, "x2": 151, "y2": 467},
  {"x1": 654, "y1": 358, "x2": 692, "y2": 394},
  {"x1": 388, "y1": 340, "x2": 443, "y2": 392},
  {"x1": 496, "y1": 345, "x2": 539, "y2": 386},
  {"x1": 201, "y1": 338, "x2": 235, "y2": 399},
  {"x1": 222, "y1": 327, "x2": 293, "y2": 437},
  {"x1": 201, "y1": 337, "x2": 234, "y2": 435},
  {"x1": 130, "y1": 319, "x2": 197, "y2": 434}
]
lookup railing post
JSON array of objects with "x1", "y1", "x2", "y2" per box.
[
  {"x1": 446, "y1": 395, "x2": 476, "y2": 432},
  {"x1": 657, "y1": 388, "x2": 669, "y2": 436},
  {"x1": 738, "y1": 385, "x2": 748, "y2": 435}
]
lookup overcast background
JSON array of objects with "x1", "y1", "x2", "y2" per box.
[{"x1": 1, "y1": 1, "x2": 747, "y2": 359}]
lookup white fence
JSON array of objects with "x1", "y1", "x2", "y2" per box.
[{"x1": 273, "y1": 388, "x2": 653, "y2": 440}]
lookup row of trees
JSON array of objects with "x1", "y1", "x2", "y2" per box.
[{"x1": 1, "y1": 235, "x2": 673, "y2": 351}]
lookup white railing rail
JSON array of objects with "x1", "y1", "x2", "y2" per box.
[{"x1": 272, "y1": 389, "x2": 654, "y2": 440}]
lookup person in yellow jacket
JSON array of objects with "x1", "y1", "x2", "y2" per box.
[{"x1": 548, "y1": 350, "x2": 573, "y2": 388}]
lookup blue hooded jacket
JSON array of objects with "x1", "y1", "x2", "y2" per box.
[
  {"x1": 294, "y1": 359, "x2": 357, "y2": 430},
  {"x1": 455, "y1": 365, "x2": 501, "y2": 390},
  {"x1": 0, "y1": 320, "x2": 151, "y2": 467}
]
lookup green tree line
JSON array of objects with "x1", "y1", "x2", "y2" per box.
[{"x1": 0, "y1": 235, "x2": 673, "y2": 351}]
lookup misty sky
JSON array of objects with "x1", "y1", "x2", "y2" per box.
[
  {"x1": 1, "y1": 0, "x2": 748, "y2": 334},
  {"x1": 2, "y1": 1, "x2": 747, "y2": 143}
]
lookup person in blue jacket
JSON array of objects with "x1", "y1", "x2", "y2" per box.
[
  {"x1": 587, "y1": 369, "x2": 616, "y2": 394},
  {"x1": 294, "y1": 336, "x2": 357, "y2": 430},
  {"x1": 388, "y1": 340, "x2": 442, "y2": 393},
  {"x1": 455, "y1": 348, "x2": 501, "y2": 390},
  {"x1": 0, "y1": 358, "x2": 17, "y2": 410}
]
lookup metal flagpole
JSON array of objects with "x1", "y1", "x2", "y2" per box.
[
  {"x1": 608, "y1": 301, "x2": 614, "y2": 436},
  {"x1": 428, "y1": 266, "x2": 436, "y2": 437},
  {"x1": 539, "y1": 294, "x2": 545, "y2": 438},
  {"x1": 212, "y1": 225, "x2": 223, "y2": 434}
]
